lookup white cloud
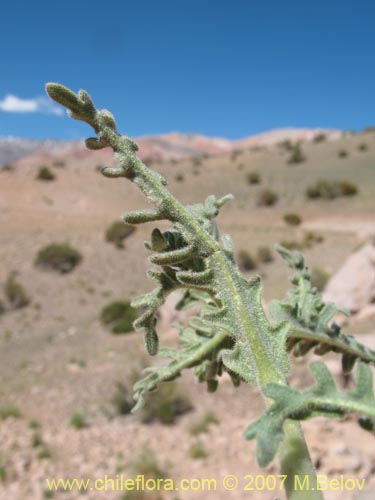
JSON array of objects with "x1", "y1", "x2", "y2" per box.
[{"x1": 0, "y1": 94, "x2": 63, "y2": 116}]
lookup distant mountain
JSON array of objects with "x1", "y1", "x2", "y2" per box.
[
  {"x1": 0, "y1": 128, "x2": 341, "y2": 165},
  {"x1": 0, "y1": 137, "x2": 78, "y2": 166}
]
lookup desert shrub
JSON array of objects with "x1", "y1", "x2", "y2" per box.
[
  {"x1": 37, "y1": 446, "x2": 52, "y2": 460},
  {"x1": 279, "y1": 240, "x2": 303, "y2": 251},
  {"x1": 36, "y1": 165, "x2": 55, "y2": 181},
  {"x1": 188, "y1": 411, "x2": 219, "y2": 436},
  {"x1": 256, "y1": 246, "x2": 274, "y2": 263},
  {"x1": 306, "y1": 179, "x2": 358, "y2": 200},
  {"x1": 0, "y1": 466, "x2": 6, "y2": 483},
  {"x1": 31, "y1": 432, "x2": 43, "y2": 448},
  {"x1": 140, "y1": 382, "x2": 192, "y2": 425},
  {"x1": 29, "y1": 419, "x2": 41, "y2": 429},
  {"x1": 339, "y1": 180, "x2": 358, "y2": 196},
  {"x1": 237, "y1": 250, "x2": 257, "y2": 271},
  {"x1": 338, "y1": 149, "x2": 348, "y2": 158},
  {"x1": 358, "y1": 142, "x2": 368, "y2": 152},
  {"x1": 120, "y1": 447, "x2": 166, "y2": 499},
  {"x1": 256, "y1": 188, "x2": 278, "y2": 207},
  {"x1": 246, "y1": 171, "x2": 261, "y2": 185},
  {"x1": 313, "y1": 133, "x2": 326, "y2": 143},
  {"x1": 188, "y1": 441, "x2": 208, "y2": 459},
  {"x1": 35, "y1": 243, "x2": 82, "y2": 273},
  {"x1": 100, "y1": 300, "x2": 137, "y2": 334},
  {"x1": 111, "y1": 382, "x2": 135, "y2": 415},
  {"x1": 310, "y1": 268, "x2": 330, "y2": 292},
  {"x1": 278, "y1": 139, "x2": 294, "y2": 152},
  {"x1": 230, "y1": 149, "x2": 241, "y2": 161},
  {"x1": 303, "y1": 231, "x2": 324, "y2": 248},
  {"x1": 69, "y1": 412, "x2": 87, "y2": 429},
  {"x1": 287, "y1": 143, "x2": 306, "y2": 164},
  {"x1": 191, "y1": 156, "x2": 202, "y2": 167},
  {"x1": 0, "y1": 406, "x2": 21, "y2": 420},
  {"x1": 105, "y1": 220, "x2": 135, "y2": 249},
  {"x1": 1, "y1": 163, "x2": 14, "y2": 171},
  {"x1": 283, "y1": 213, "x2": 302, "y2": 226},
  {"x1": 280, "y1": 232, "x2": 324, "y2": 251},
  {"x1": 4, "y1": 273, "x2": 30, "y2": 309},
  {"x1": 175, "y1": 173, "x2": 184, "y2": 182},
  {"x1": 0, "y1": 300, "x2": 6, "y2": 315}
]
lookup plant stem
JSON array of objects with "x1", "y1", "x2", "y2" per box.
[{"x1": 279, "y1": 421, "x2": 323, "y2": 500}]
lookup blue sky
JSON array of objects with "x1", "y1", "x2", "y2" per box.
[{"x1": 1, "y1": 0, "x2": 374, "y2": 139}]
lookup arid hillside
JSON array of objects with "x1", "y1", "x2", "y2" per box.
[{"x1": 0, "y1": 130, "x2": 374, "y2": 500}]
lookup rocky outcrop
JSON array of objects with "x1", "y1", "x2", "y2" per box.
[{"x1": 323, "y1": 243, "x2": 375, "y2": 314}]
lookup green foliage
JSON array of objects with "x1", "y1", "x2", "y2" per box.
[
  {"x1": 31, "y1": 432, "x2": 43, "y2": 448},
  {"x1": 313, "y1": 133, "x2": 326, "y2": 143},
  {"x1": 175, "y1": 173, "x2": 184, "y2": 182},
  {"x1": 100, "y1": 300, "x2": 137, "y2": 334},
  {"x1": 338, "y1": 149, "x2": 348, "y2": 158},
  {"x1": 306, "y1": 179, "x2": 358, "y2": 199},
  {"x1": 37, "y1": 446, "x2": 52, "y2": 460},
  {"x1": 269, "y1": 245, "x2": 375, "y2": 371},
  {"x1": 35, "y1": 243, "x2": 82, "y2": 273},
  {"x1": 188, "y1": 441, "x2": 208, "y2": 459},
  {"x1": 280, "y1": 231, "x2": 324, "y2": 251},
  {"x1": 256, "y1": 188, "x2": 278, "y2": 206},
  {"x1": 111, "y1": 381, "x2": 135, "y2": 415},
  {"x1": 139, "y1": 382, "x2": 192, "y2": 425},
  {"x1": 188, "y1": 411, "x2": 219, "y2": 436},
  {"x1": 246, "y1": 171, "x2": 261, "y2": 185},
  {"x1": 69, "y1": 412, "x2": 87, "y2": 429},
  {"x1": 245, "y1": 362, "x2": 375, "y2": 466},
  {"x1": 237, "y1": 250, "x2": 257, "y2": 271},
  {"x1": 0, "y1": 406, "x2": 21, "y2": 420},
  {"x1": 0, "y1": 466, "x2": 6, "y2": 483},
  {"x1": 4, "y1": 273, "x2": 30, "y2": 309},
  {"x1": 29, "y1": 419, "x2": 41, "y2": 429},
  {"x1": 283, "y1": 213, "x2": 302, "y2": 226},
  {"x1": 36, "y1": 165, "x2": 55, "y2": 181},
  {"x1": 121, "y1": 446, "x2": 166, "y2": 500},
  {"x1": 105, "y1": 220, "x2": 135, "y2": 248},
  {"x1": 310, "y1": 267, "x2": 330, "y2": 292},
  {"x1": 256, "y1": 246, "x2": 274, "y2": 264},
  {"x1": 287, "y1": 143, "x2": 306, "y2": 164}
]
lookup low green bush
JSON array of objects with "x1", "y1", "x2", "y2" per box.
[
  {"x1": 246, "y1": 171, "x2": 261, "y2": 185},
  {"x1": 358, "y1": 142, "x2": 368, "y2": 152},
  {"x1": 175, "y1": 173, "x2": 184, "y2": 182},
  {"x1": 306, "y1": 179, "x2": 358, "y2": 200},
  {"x1": 257, "y1": 246, "x2": 274, "y2": 263},
  {"x1": 100, "y1": 300, "x2": 137, "y2": 334},
  {"x1": 256, "y1": 188, "x2": 278, "y2": 207},
  {"x1": 4, "y1": 273, "x2": 30, "y2": 309},
  {"x1": 105, "y1": 221, "x2": 135, "y2": 249},
  {"x1": 310, "y1": 268, "x2": 330, "y2": 292},
  {"x1": 188, "y1": 441, "x2": 208, "y2": 459},
  {"x1": 287, "y1": 144, "x2": 306, "y2": 164},
  {"x1": 35, "y1": 243, "x2": 82, "y2": 273},
  {"x1": 69, "y1": 412, "x2": 87, "y2": 430},
  {"x1": 111, "y1": 382, "x2": 135, "y2": 415},
  {"x1": 313, "y1": 133, "x2": 326, "y2": 143},
  {"x1": 140, "y1": 382, "x2": 192, "y2": 425},
  {"x1": 237, "y1": 250, "x2": 257, "y2": 271},
  {"x1": 188, "y1": 411, "x2": 219, "y2": 436},
  {"x1": 0, "y1": 406, "x2": 21, "y2": 420},
  {"x1": 283, "y1": 213, "x2": 302, "y2": 226},
  {"x1": 36, "y1": 165, "x2": 55, "y2": 181},
  {"x1": 338, "y1": 149, "x2": 348, "y2": 158}
]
